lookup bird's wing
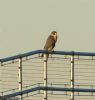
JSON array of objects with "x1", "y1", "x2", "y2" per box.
[{"x1": 44, "y1": 35, "x2": 55, "y2": 50}]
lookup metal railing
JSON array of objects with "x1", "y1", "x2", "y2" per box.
[{"x1": 1, "y1": 50, "x2": 95, "y2": 100}]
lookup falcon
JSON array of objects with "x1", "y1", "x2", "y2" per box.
[{"x1": 42, "y1": 31, "x2": 57, "y2": 59}]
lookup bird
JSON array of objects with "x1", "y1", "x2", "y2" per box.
[{"x1": 41, "y1": 31, "x2": 57, "y2": 59}]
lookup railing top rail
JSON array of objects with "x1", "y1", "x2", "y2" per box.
[{"x1": 1, "y1": 50, "x2": 95, "y2": 62}]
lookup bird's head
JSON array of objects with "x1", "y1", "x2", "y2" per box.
[
  {"x1": 51, "y1": 31, "x2": 57, "y2": 36},
  {"x1": 51, "y1": 31, "x2": 57, "y2": 41}
]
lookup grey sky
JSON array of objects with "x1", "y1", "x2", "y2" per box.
[{"x1": 0, "y1": 0, "x2": 95, "y2": 57}]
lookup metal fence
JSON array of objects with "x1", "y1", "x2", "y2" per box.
[{"x1": 0, "y1": 50, "x2": 95, "y2": 100}]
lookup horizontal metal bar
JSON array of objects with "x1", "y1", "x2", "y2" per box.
[
  {"x1": 3, "y1": 86, "x2": 95, "y2": 99},
  {"x1": 0, "y1": 50, "x2": 42, "y2": 62},
  {"x1": 3, "y1": 86, "x2": 40, "y2": 98},
  {"x1": 1, "y1": 50, "x2": 95, "y2": 62},
  {"x1": 40, "y1": 86, "x2": 95, "y2": 92}
]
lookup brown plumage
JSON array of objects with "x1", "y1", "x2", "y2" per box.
[{"x1": 42, "y1": 31, "x2": 57, "y2": 59}]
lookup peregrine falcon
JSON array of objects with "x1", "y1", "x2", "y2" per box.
[{"x1": 42, "y1": 31, "x2": 57, "y2": 58}]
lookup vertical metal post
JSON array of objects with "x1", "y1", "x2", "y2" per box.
[
  {"x1": 19, "y1": 58, "x2": 23, "y2": 100},
  {"x1": 0, "y1": 63, "x2": 3, "y2": 95},
  {"x1": 70, "y1": 54, "x2": 74, "y2": 100},
  {"x1": 43, "y1": 54, "x2": 48, "y2": 100}
]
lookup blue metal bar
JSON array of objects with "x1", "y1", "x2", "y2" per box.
[
  {"x1": 40, "y1": 86, "x2": 95, "y2": 92},
  {"x1": 0, "y1": 50, "x2": 43, "y2": 62},
  {"x1": 3, "y1": 86, "x2": 95, "y2": 99},
  {"x1": 3, "y1": 86, "x2": 40, "y2": 98},
  {"x1": 1, "y1": 50, "x2": 95, "y2": 62}
]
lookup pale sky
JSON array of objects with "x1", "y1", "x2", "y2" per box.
[{"x1": 0, "y1": 0, "x2": 95, "y2": 57}]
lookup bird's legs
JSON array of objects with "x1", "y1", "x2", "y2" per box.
[{"x1": 48, "y1": 49, "x2": 54, "y2": 58}]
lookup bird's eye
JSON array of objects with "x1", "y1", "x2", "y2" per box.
[{"x1": 52, "y1": 33, "x2": 56, "y2": 35}]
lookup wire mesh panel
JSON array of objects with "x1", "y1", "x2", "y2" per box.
[
  {"x1": 1, "y1": 60, "x2": 19, "y2": 93},
  {"x1": 1, "y1": 50, "x2": 95, "y2": 100},
  {"x1": 47, "y1": 55, "x2": 71, "y2": 100},
  {"x1": 48, "y1": 55, "x2": 70, "y2": 85},
  {"x1": 74, "y1": 56, "x2": 95, "y2": 100},
  {"x1": 22, "y1": 56, "x2": 43, "y2": 87}
]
